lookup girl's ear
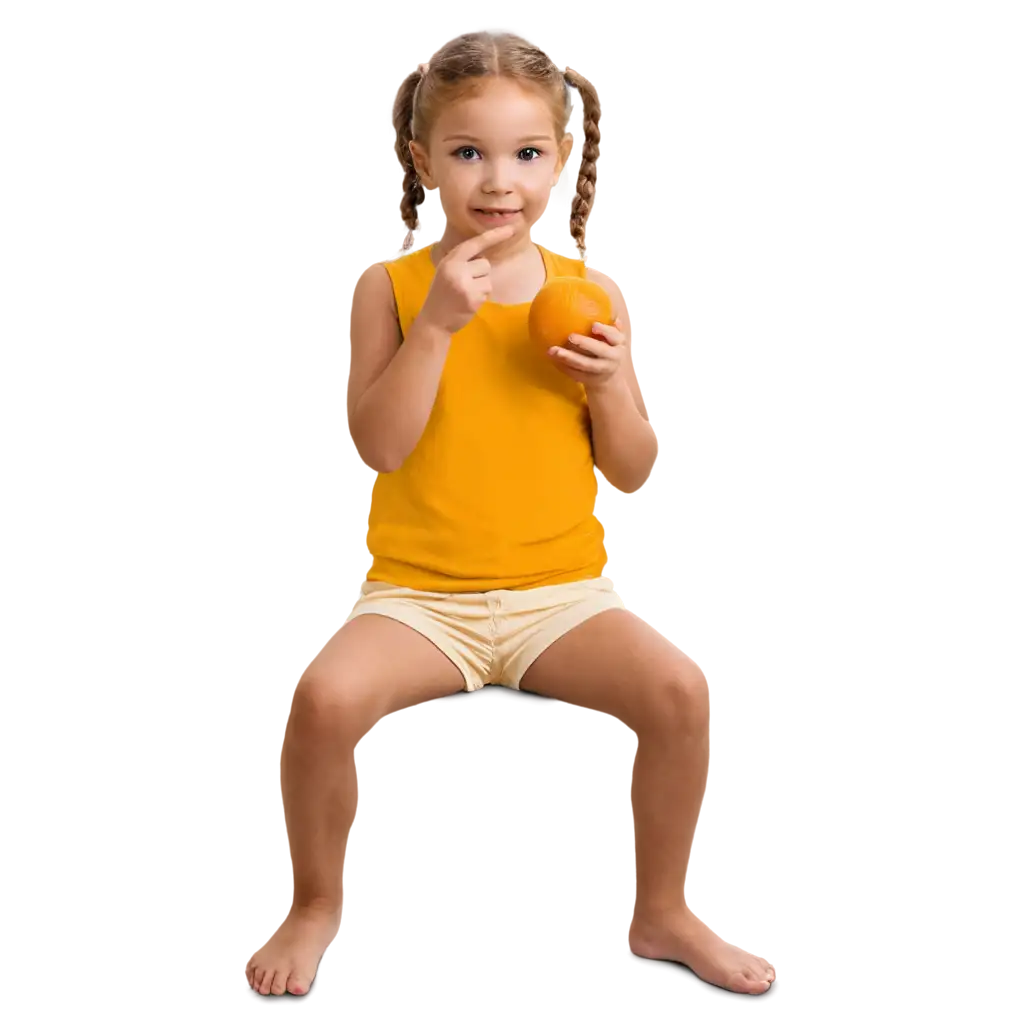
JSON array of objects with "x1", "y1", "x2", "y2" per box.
[{"x1": 408, "y1": 140, "x2": 435, "y2": 190}]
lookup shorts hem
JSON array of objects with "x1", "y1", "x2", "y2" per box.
[
  {"x1": 344, "y1": 607, "x2": 479, "y2": 692},
  {"x1": 504, "y1": 595, "x2": 627, "y2": 690}
]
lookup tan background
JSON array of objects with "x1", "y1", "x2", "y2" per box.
[{"x1": 2, "y1": 6, "x2": 1024, "y2": 1015}]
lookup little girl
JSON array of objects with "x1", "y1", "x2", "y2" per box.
[{"x1": 246, "y1": 29, "x2": 775, "y2": 998}]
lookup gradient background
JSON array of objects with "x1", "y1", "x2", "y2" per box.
[{"x1": 0, "y1": 4, "x2": 1019, "y2": 1019}]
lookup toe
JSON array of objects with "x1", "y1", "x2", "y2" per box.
[
  {"x1": 733, "y1": 966, "x2": 757, "y2": 991},
  {"x1": 733, "y1": 946, "x2": 770, "y2": 978},
  {"x1": 743, "y1": 968, "x2": 769, "y2": 994},
  {"x1": 741, "y1": 946, "x2": 770, "y2": 987},
  {"x1": 287, "y1": 974, "x2": 309, "y2": 995},
  {"x1": 730, "y1": 970, "x2": 757, "y2": 994},
  {"x1": 271, "y1": 970, "x2": 288, "y2": 995},
  {"x1": 257, "y1": 968, "x2": 272, "y2": 995}
]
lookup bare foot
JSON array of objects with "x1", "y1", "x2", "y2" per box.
[
  {"x1": 629, "y1": 906, "x2": 775, "y2": 995},
  {"x1": 246, "y1": 904, "x2": 341, "y2": 996}
]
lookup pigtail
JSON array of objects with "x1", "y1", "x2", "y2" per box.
[
  {"x1": 562, "y1": 67, "x2": 601, "y2": 262},
  {"x1": 393, "y1": 67, "x2": 427, "y2": 252}
]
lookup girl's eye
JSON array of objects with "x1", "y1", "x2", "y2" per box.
[{"x1": 454, "y1": 146, "x2": 544, "y2": 161}]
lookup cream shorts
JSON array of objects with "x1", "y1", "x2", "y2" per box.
[{"x1": 344, "y1": 575, "x2": 626, "y2": 692}]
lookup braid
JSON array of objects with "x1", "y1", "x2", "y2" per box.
[
  {"x1": 393, "y1": 67, "x2": 427, "y2": 252},
  {"x1": 563, "y1": 67, "x2": 601, "y2": 262}
]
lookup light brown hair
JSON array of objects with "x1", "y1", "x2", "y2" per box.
[{"x1": 392, "y1": 30, "x2": 601, "y2": 261}]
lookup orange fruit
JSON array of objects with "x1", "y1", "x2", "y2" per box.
[{"x1": 528, "y1": 276, "x2": 614, "y2": 349}]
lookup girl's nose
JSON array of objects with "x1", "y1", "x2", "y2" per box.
[{"x1": 481, "y1": 164, "x2": 520, "y2": 192}]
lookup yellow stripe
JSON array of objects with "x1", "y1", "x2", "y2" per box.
[{"x1": 598, "y1": 493, "x2": 1024, "y2": 577}]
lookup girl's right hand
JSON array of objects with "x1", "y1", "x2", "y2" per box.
[{"x1": 419, "y1": 223, "x2": 518, "y2": 335}]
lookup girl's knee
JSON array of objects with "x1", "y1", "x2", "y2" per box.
[
  {"x1": 638, "y1": 655, "x2": 712, "y2": 737},
  {"x1": 291, "y1": 674, "x2": 378, "y2": 743}
]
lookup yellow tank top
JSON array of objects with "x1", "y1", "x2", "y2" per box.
[{"x1": 362, "y1": 241, "x2": 609, "y2": 593}]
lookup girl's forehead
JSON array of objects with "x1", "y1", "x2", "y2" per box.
[{"x1": 432, "y1": 78, "x2": 561, "y2": 140}]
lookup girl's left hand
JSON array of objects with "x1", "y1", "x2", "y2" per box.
[{"x1": 547, "y1": 317, "x2": 627, "y2": 393}]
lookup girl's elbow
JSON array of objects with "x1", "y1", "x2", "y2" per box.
[
  {"x1": 606, "y1": 468, "x2": 655, "y2": 495},
  {"x1": 348, "y1": 423, "x2": 403, "y2": 475},
  {"x1": 352, "y1": 432, "x2": 397, "y2": 474}
]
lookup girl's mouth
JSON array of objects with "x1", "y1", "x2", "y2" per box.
[{"x1": 473, "y1": 209, "x2": 521, "y2": 221}]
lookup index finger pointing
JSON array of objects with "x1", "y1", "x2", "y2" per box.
[{"x1": 451, "y1": 222, "x2": 517, "y2": 261}]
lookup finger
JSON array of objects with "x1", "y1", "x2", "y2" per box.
[
  {"x1": 590, "y1": 323, "x2": 623, "y2": 344},
  {"x1": 552, "y1": 347, "x2": 613, "y2": 370},
  {"x1": 568, "y1": 333, "x2": 614, "y2": 354},
  {"x1": 452, "y1": 223, "x2": 517, "y2": 261}
]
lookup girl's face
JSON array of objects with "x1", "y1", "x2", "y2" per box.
[{"x1": 409, "y1": 77, "x2": 573, "y2": 243}]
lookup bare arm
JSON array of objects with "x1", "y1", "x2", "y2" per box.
[
  {"x1": 344, "y1": 262, "x2": 452, "y2": 473},
  {"x1": 585, "y1": 262, "x2": 663, "y2": 489},
  {"x1": 348, "y1": 224, "x2": 514, "y2": 473}
]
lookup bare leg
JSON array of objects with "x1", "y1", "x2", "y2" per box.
[
  {"x1": 245, "y1": 613, "x2": 465, "y2": 996},
  {"x1": 518, "y1": 608, "x2": 775, "y2": 995}
]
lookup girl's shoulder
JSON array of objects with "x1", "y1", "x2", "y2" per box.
[
  {"x1": 544, "y1": 245, "x2": 623, "y2": 306},
  {"x1": 538, "y1": 243, "x2": 587, "y2": 279},
  {"x1": 382, "y1": 243, "x2": 432, "y2": 267},
  {"x1": 377, "y1": 245, "x2": 433, "y2": 295},
  {"x1": 349, "y1": 247, "x2": 429, "y2": 327}
]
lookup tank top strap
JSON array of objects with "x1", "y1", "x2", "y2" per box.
[
  {"x1": 381, "y1": 246, "x2": 435, "y2": 341},
  {"x1": 539, "y1": 244, "x2": 587, "y2": 281}
]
